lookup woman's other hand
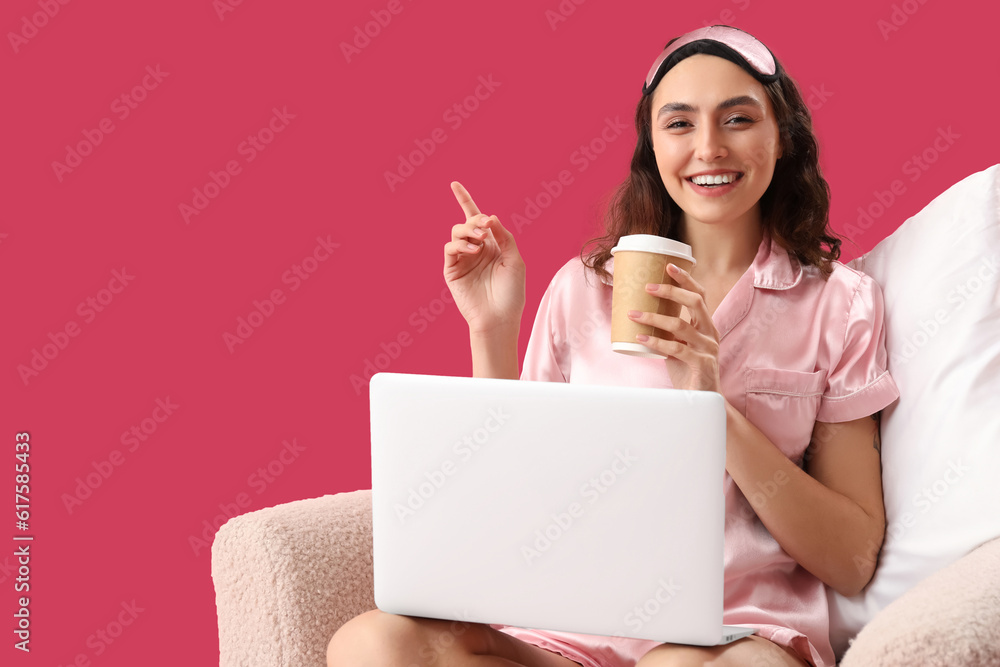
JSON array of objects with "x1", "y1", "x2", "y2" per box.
[
  {"x1": 628, "y1": 262, "x2": 722, "y2": 393},
  {"x1": 444, "y1": 181, "x2": 526, "y2": 336}
]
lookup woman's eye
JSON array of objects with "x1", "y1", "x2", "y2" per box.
[{"x1": 664, "y1": 116, "x2": 752, "y2": 130}]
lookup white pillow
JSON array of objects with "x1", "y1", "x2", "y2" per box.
[{"x1": 829, "y1": 164, "x2": 1000, "y2": 658}]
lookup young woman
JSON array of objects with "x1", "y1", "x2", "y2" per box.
[{"x1": 328, "y1": 25, "x2": 899, "y2": 667}]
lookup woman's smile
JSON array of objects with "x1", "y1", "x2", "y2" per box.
[{"x1": 685, "y1": 171, "x2": 745, "y2": 196}]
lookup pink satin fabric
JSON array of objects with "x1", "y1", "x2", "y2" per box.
[
  {"x1": 644, "y1": 25, "x2": 777, "y2": 88},
  {"x1": 491, "y1": 231, "x2": 899, "y2": 667}
]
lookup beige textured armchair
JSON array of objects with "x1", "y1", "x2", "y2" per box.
[{"x1": 211, "y1": 488, "x2": 1000, "y2": 666}]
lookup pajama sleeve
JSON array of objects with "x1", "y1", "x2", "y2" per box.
[
  {"x1": 816, "y1": 273, "x2": 900, "y2": 423},
  {"x1": 519, "y1": 266, "x2": 571, "y2": 384}
]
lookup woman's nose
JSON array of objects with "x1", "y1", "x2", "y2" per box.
[{"x1": 693, "y1": 124, "x2": 727, "y2": 162}]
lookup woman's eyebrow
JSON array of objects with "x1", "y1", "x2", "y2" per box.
[{"x1": 657, "y1": 95, "x2": 764, "y2": 119}]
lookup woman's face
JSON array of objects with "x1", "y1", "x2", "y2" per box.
[{"x1": 649, "y1": 53, "x2": 782, "y2": 232}]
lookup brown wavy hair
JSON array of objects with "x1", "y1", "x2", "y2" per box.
[{"x1": 580, "y1": 47, "x2": 843, "y2": 283}]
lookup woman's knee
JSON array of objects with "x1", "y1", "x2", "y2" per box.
[
  {"x1": 326, "y1": 608, "x2": 493, "y2": 666},
  {"x1": 634, "y1": 636, "x2": 806, "y2": 667},
  {"x1": 634, "y1": 642, "x2": 725, "y2": 667}
]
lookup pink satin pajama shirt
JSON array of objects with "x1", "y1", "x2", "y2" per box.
[{"x1": 489, "y1": 231, "x2": 900, "y2": 667}]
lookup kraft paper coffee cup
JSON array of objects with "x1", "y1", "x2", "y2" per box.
[{"x1": 609, "y1": 234, "x2": 696, "y2": 358}]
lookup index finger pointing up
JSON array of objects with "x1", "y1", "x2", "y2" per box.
[{"x1": 451, "y1": 181, "x2": 482, "y2": 218}]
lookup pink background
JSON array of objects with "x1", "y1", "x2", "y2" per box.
[{"x1": 2, "y1": 0, "x2": 996, "y2": 663}]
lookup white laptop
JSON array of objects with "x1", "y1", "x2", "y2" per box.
[{"x1": 369, "y1": 372, "x2": 756, "y2": 646}]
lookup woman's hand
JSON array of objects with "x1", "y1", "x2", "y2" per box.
[
  {"x1": 443, "y1": 181, "x2": 526, "y2": 336},
  {"x1": 628, "y1": 263, "x2": 722, "y2": 393}
]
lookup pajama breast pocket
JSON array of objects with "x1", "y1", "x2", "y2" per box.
[{"x1": 744, "y1": 367, "x2": 828, "y2": 463}]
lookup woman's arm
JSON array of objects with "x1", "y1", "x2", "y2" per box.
[
  {"x1": 471, "y1": 326, "x2": 520, "y2": 380},
  {"x1": 631, "y1": 263, "x2": 888, "y2": 595},
  {"x1": 724, "y1": 403, "x2": 886, "y2": 597}
]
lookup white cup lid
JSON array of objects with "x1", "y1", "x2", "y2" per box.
[{"x1": 610, "y1": 234, "x2": 695, "y2": 266}]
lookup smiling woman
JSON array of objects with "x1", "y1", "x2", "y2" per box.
[{"x1": 330, "y1": 24, "x2": 900, "y2": 667}]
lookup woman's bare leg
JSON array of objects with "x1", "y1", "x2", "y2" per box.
[
  {"x1": 327, "y1": 609, "x2": 585, "y2": 667},
  {"x1": 635, "y1": 634, "x2": 809, "y2": 667}
]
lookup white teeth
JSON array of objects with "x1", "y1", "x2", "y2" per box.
[{"x1": 691, "y1": 173, "x2": 739, "y2": 185}]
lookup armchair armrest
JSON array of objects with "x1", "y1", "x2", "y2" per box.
[
  {"x1": 211, "y1": 489, "x2": 375, "y2": 667},
  {"x1": 840, "y1": 535, "x2": 1000, "y2": 666}
]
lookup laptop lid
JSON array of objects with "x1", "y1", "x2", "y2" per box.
[{"x1": 370, "y1": 371, "x2": 730, "y2": 645}]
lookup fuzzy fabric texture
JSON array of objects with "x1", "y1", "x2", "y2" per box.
[
  {"x1": 211, "y1": 490, "x2": 376, "y2": 667},
  {"x1": 211, "y1": 490, "x2": 1000, "y2": 666},
  {"x1": 839, "y1": 536, "x2": 1000, "y2": 666}
]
